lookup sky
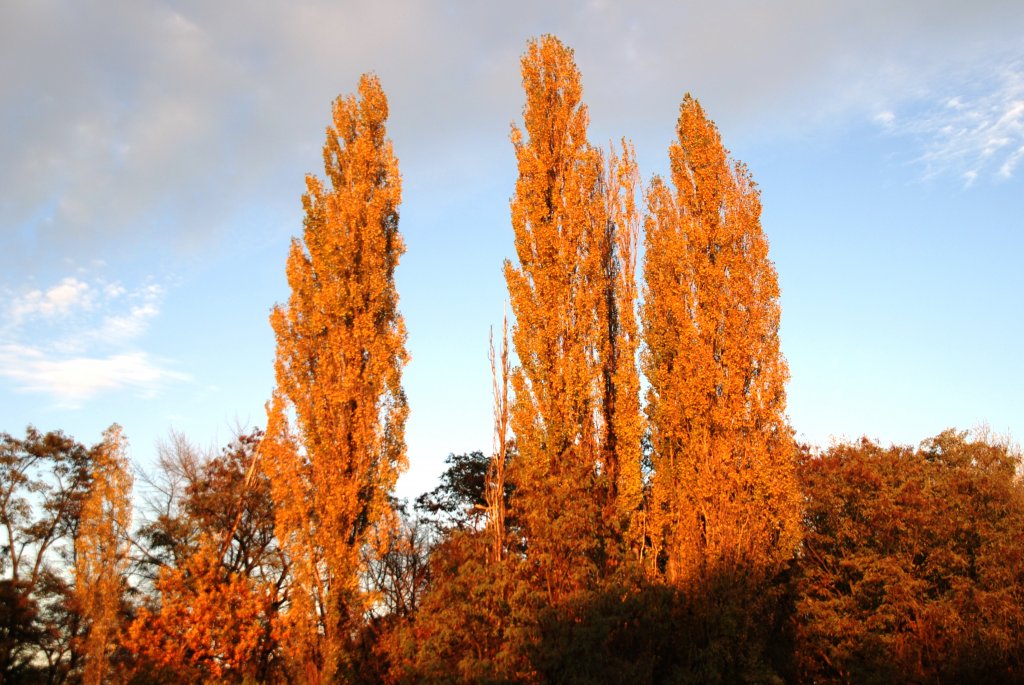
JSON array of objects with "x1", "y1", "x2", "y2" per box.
[{"x1": 2, "y1": 0, "x2": 1022, "y2": 502}]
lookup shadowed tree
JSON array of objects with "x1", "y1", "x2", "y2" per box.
[
  {"x1": 263, "y1": 73, "x2": 408, "y2": 683},
  {"x1": 0, "y1": 428, "x2": 91, "y2": 682},
  {"x1": 385, "y1": 454, "x2": 521, "y2": 684}
]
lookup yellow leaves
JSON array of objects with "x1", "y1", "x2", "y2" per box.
[
  {"x1": 643, "y1": 94, "x2": 799, "y2": 586},
  {"x1": 126, "y1": 541, "x2": 275, "y2": 683},
  {"x1": 76, "y1": 423, "x2": 133, "y2": 685},
  {"x1": 266, "y1": 72, "x2": 408, "y2": 680},
  {"x1": 504, "y1": 35, "x2": 647, "y2": 601}
]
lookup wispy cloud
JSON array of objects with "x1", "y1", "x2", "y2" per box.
[
  {"x1": 0, "y1": 274, "x2": 189, "y2": 405},
  {"x1": 0, "y1": 344, "x2": 189, "y2": 408},
  {"x1": 91, "y1": 283, "x2": 163, "y2": 345},
  {"x1": 875, "y1": 60, "x2": 1024, "y2": 184}
]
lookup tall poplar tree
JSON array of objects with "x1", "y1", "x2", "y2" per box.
[
  {"x1": 76, "y1": 424, "x2": 132, "y2": 685},
  {"x1": 264, "y1": 74, "x2": 408, "y2": 682},
  {"x1": 504, "y1": 35, "x2": 642, "y2": 600},
  {"x1": 642, "y1": 95, "x2": 800, "y2": 585}
]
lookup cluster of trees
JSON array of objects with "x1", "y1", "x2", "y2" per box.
[
  {"x1": 5, "y1": 425, "x2": 1021, "y2": 682},
  {"x1": 3, "y1": 35, "x2": 1023, "y2": 683}
]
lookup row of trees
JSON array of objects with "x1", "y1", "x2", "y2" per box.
[
  {"x1": 3, "y1": 34, "x2": 1023, "y2": 683},
  {"x1": 5, "y1": 425, "x2": 1022, "y2": 682}
]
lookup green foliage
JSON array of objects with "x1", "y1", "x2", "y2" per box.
[
  {"x1": 415, "y1": 451, "x2": 490, "y2": 532},
  {"x1": 385, "y1": 529, "x2": 520, "y2": 684}
]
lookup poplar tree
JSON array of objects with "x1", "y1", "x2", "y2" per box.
[
  {"x1": 76, "y1": 424, "x2": 132, "y2": 685},
  {"x1": 264, "y1": 74, "x2": 408, "y2": 682},
  {"x1": 504, "y1": 35, "x2": 642, "y2": 599},
  {"x1": 642, "y1": 95, "x2": 800, "y2": 585}
]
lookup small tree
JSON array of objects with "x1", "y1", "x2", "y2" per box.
[
  {"x1": 76, "y1": 424, "x2": 133, "y2": 684},
  {"x1": 486, "y1": 314, "x2": 512, "y2": 565},
  {"x1": 0, "y1": 427, "x2": 91, "y2": 682}
]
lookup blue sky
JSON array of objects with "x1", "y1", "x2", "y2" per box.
[{"x1": 2, "y1": 0, "x2": 1022, "y2": 501}]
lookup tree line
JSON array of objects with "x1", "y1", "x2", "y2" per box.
[{"x1": 3, "y1": 35, "x2": 1023, "y2": 684}]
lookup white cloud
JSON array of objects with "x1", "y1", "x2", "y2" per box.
[
  {"x1": 0, "y1": 273, "x2": 186, "y2": 404},
  {"x1": 95, "y1": 303, "x2": 159, "y2": 344},
  {"x1": 92, "y1": 283, "x2": 163, "y2": 344},
  {"x1": 9, "y1": 277, "x2": 92, "y2": 322},
  {"x1": 877, "y1": 60, "x2": 1024, "y2": 183},
  {"x1": 0, "y1": 344, "x2": 190, "y2": 408},
  {"x1": 5, "y1": 276, "x2": 163, "y2": 341},
  {"x1": 874, "y1": 110, "x2": 896, "y2": 129},
  {"x1": 999, "y1": 144, "x2": 1024, "y2": 178}
]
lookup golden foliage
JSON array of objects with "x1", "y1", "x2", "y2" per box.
[
  {"x1": 503, "y1": 35, "x2": 647, "y2": 606},
  {"x1": 125, "y1": 540, "x2": 277, "y2": 683},
  {"x1": 604, "y1": 142, "x2": 644, "y2": 543},
  {"x1": 504, "y1": 35, "x2": 633, "y2": 601},
  {"x1": 75, "y1": 424, "x2": 132, "y2": 685},
  {"x1": 643, "y1": 95, "x2": 800, "y2": 584},
  {"x1": 264, "y1": 73, "x2": 408, "y2": 682}
]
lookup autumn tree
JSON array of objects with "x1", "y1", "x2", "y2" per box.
[
  {"x1": 76, "y1": 423, "x2": 133, "y2": 685},
  {"x1": 0, "y1": 427, "x2": 91, "y2": 682},
  {"x1": 643, "y1": 95, "x2": 800, "y2": 585},
  {"x1": 504, "y1": 35, "x2": 642, "y2": 603},
  {"x1": 796, "y1": 430, "x2": 1024, "y2": 683},
  {"x1": 126, "y1": 430, "x2": 285, "y2": 683},
  {"x1": 127, "y1": 542, "x2": 280, "y2": 684},
  {"x1": 264, "y1": 73, "x2": 408, "y2": 683}
]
